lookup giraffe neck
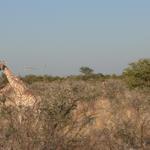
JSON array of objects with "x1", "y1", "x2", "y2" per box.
[
  {"x1": 3, "y1": 66, "x2": 27, "y2": 95},
  {"x1": 3, "y1": 67, "x2": 16, "y2": 85}
]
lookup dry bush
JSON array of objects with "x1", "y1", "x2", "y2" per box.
[{"x1": 0, "y1": 79, "x2": 149, "y2": 150}]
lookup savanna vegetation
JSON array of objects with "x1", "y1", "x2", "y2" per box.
[{"x1": 0, "y1": 58, "x2": 150, "y2": 150}]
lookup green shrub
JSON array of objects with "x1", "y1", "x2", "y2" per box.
[
  {"x1": 22, "y1": 75, "x2": 63, "y2": 84},
  {"x1": 123, "y1": 59, "x2": 150, "y2": 89}
]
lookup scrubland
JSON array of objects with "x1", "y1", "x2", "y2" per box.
[
  {"x1": 0, "y1": 78, "x2": 149, "y2": 150},
  {"x1": 0, "y1": 59, "x2": 150, "y2": 150}
]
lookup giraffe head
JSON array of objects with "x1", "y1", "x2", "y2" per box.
[{"x1": 0, "y1": 61, "x2": 7, "y2": 71}]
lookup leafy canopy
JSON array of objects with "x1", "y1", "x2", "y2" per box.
[
  {"x1": 123, "y1": 59, "x2": 150, "y2": 88},
  {"x1": 80, "y1": 66, "x2": 94, "y2": 75}
]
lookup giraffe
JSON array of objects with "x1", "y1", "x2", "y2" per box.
[{"x1": 0, "y1": 63, "x2": 38, "y2": 108}]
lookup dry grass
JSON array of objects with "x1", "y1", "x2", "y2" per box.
[{"x1": 0, "y1": 78, "x2": 150, "y2": 150}]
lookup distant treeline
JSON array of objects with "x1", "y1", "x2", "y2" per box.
[
  {"x1": 20, "y1": 65, "x2": 124, "y2": 84},
  {"x1": 20, "y1": 73, "x2": 122, "y2": 84},
  {"x1": 0, "y1": 58, "x2": 149, "y2": 89},
  {"x1": 0, "y1": 71, "x2": 122, "y2": 85}
]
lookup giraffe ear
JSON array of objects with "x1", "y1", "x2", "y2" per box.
[
  {"x1": 0, "y1": 65, "x2": 3, "y2": 70},
  {"x1": 0, "y1": 64, "x2": 6, "y2": 70},
  {"x1": 0, "y1": 60, "x2": 7, "y2": 70}
]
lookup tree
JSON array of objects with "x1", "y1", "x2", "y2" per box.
[
  {"x1": 123, "y1": 59, "x2": 150, "y2": 88},
  {"x1": 80, "y1": 66, "x2": 94, "y2": 75}
]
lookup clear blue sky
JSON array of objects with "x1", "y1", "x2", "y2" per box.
[{"x1": 0, "y1": 0, "x2": 150, "y2": 76}]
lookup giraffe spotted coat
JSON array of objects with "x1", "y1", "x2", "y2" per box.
[{"x1": 0, "y1": 64, "x2": 38, "y2": 107}]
